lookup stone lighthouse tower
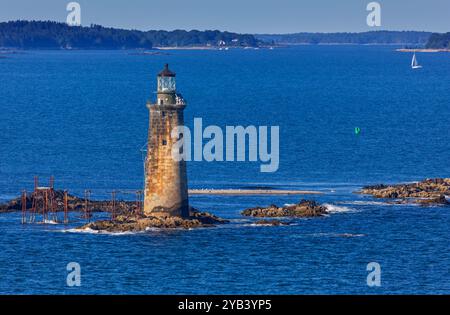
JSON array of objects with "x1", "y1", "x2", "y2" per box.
[{"x1": 144, "y1": 64, "x2": 189, "y2": 218}]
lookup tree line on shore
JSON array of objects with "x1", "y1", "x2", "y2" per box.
[
  {"x1": 0, "y1": 20, "x2": 259, "y2": 49},
  {"x1": 0, "y1": 21, "x2": 448, "y2": 49},
  {"x1": 256, "y1": 31, "x2": 433, "y2": 45},
  {"x1": 425, "y1": 32, "x2": 450, "y2": 49}
]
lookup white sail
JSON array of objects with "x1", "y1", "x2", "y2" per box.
[{"x1": 411, "y1": 52, "x2": 422, "y2": 69}]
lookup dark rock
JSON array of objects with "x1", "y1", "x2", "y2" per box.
[
  {"x1": 241, "y1": 199, "x2": 327, "y2": 218},
  {"x1": 189, "y1": 208, "x2": 229, "y2": 224},
  {"x1": 357, "y1": 178, "x2": 450, "y2": 206},
  {"x1": 415, "y1": 195, "x2": 449, "y2": 205},
  {"x1": 78, "y1": 208, "x2": 229, "y2": 232}
]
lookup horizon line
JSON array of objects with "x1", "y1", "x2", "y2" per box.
[{"x1": 0, "y1": 19, "x2": 445, "y2": 35}]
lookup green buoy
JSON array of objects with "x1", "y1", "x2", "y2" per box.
[{"x1": 354, "y1": 127, "x2": 361, "y2": 135}]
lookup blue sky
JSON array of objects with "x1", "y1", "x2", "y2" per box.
[{"x1": 0, "y1": 0, "x2": 448, "y2": 33}]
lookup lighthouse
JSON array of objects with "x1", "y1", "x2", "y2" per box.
[{"x1": 144, "y1": 64, "x2": 189, "y2": 218}]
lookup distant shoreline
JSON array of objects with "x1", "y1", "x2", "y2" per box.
[
  {"x1": 2, "y1": 21, "x2": 448, "y2": 50},
  {"x1": 188, "y1": 189, "x2": 323, "y2": 195},
  {"x1": 2, "y1": 45, "x2": 441, "y2": 52},
  {"x1": 155, "y1": 46, "x2": 218, "y2": 50},
  {"x1": 154, "y1": 46, "x2": 265, "y2": 50},
  {"x1": 396, "y1": 48, "x2": 450, "y2": 52}
]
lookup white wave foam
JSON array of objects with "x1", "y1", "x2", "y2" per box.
[
  {"x1": 247, "y1": 223, "x2": 274, "y2": 227},
  {"x1": 324, "y1": 204, "x2": 356, "y2": 213},
  {"x1": 244, "y1": 222, "x2": 296, "y2": 227},
  {"x1": 41, "y1": 219, "x2": 59, "y2": 225},
  {"x1": 342, "y1": 200, "x2": 391, "y2": 206},
  {"x1": 144, "y1": 227, "x2": 162, "y2": 232},
  {"x1": 311, "y1": 232, "x2": 365, "y2": 238},
  {"x1": 62, "y1": 227, "x2": 97, "y2": 234},
  {"x1": 62, "y1": 225, "x2": 209, "y2": 234},
  {"x1": 229, "y1": 218, "x2": 252, "y2": 223},
  {"x1": 62, "y1": 227, "x2": 140, "y2": 235},
  {"x1": 342, "y1": 200, "x2": 419, "y2": 207}
]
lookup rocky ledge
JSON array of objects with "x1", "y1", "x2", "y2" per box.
[
  {"x1": 0, "y1": 190, "x2": 137, "y2": 214},
  {"x1": 241, "y1": 199, "x2": 327, "y2": 218},
  {"x1": 357, "y1": 178, "x2": 450, "y2": 205},
  {"x1": 78, "y1": 208, "x2": 229, "y2": 232}
]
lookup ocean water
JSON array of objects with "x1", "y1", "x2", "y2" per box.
[{"x1": 0, "y1": 46, "x2": 449, "y2": 294}]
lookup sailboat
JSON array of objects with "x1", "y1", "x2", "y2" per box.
[{"x1": 411, "y1": 52, "x2": 422, "y2": 69}]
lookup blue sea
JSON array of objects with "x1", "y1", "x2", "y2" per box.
[{"x1": 0, "y1": 46, "x2": 449, "y2": 294}]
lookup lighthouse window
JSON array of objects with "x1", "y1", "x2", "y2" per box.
[{"x1": 162, "y1": 140, "x2": 167, "y2": 145}]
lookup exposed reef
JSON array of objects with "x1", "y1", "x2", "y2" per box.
[
  {"x1": 357, "y1": 178, "x2": 450, "y2": 205},
  {"x1": 0, "y1": 190, "x2": 137, "y2": 214},
  {"x1": 78, "y1": 207, "x2": 229, "y2": 232},
  {"x1": 0, "y1": 191, "x2": 230, "y2": 231},
  {"x1": 241, "y1": 199, "x2": 327, "y2": 218}
]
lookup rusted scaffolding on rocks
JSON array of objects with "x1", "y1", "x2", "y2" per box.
[
  {"x1": 111, "y1": 190, "x2": 117, "y2": 220},
  {"x1": 64, "y1": 190, "x2": 69, "y2": 224},
  {"x1": 135, "y1": 190, "x2": 143, "y2": 218},
  {"x1": 109, "y1": 190, "x2": 143, "y2": 221},
  {"x1": 20, "y1": 177, "x2": 144, "y2": 224},
  {"x1": 22, "y1": 176, "x2": 68, "y2": 224},
  {"x1": 30, "y1": 176, "x2": 57, "y2": 223},
  {"x1": 21, "y1": 190, "x2": 27, "y2": 224},
  {"x1": 83, "y1": 189, "x2": 92, "y2": 222}
]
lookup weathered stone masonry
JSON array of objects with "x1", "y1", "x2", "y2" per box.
[{"x1": 144, "y1": 64, "x2": 189, "y2": 217}]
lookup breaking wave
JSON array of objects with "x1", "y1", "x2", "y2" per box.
[
  {"x1": 323, "y1": 203, "x2": 356, "y2": 213},
  {"x1": 311, "y1": 232, "x2": 366, "y2": 238},
  {"x1": 342, "y1": 200, "x2": 420, "y2": 207},
  {"x1": 42, "y1": 219, "x2": 59, "y2": 225},
  {"x1": 245, "y1": 222, "x2": 297, "y2": 227},
  {"x1": 62, "y1": 227, "x2": 140, "y2": 235}
]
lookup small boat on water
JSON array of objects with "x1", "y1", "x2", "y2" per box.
[{"x1": 411, "y1": 52, "x2": 422, "y2": 69}]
